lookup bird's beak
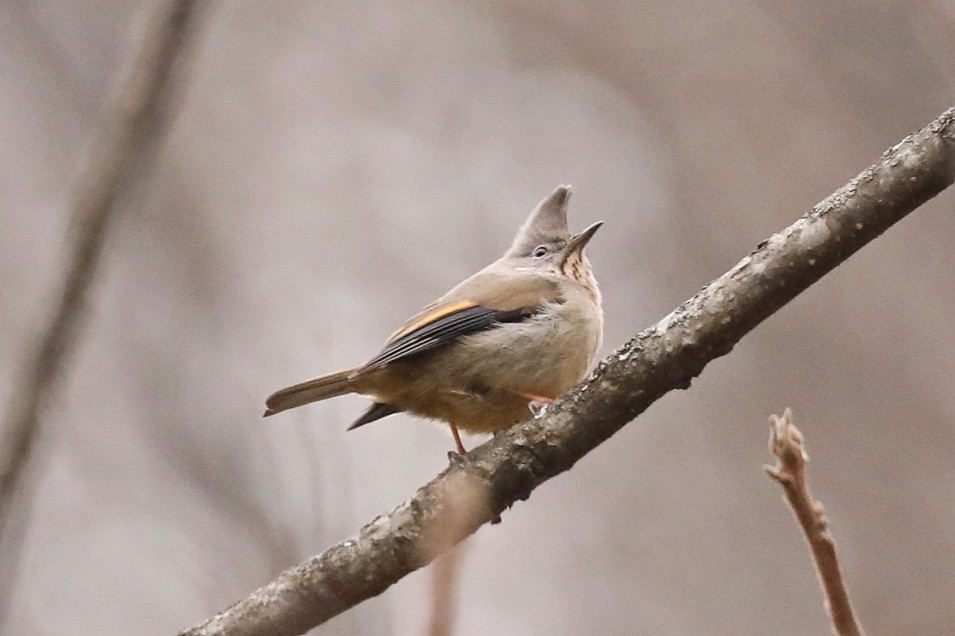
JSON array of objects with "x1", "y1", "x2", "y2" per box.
[{"x1": 564, "y1": 221, "x2": 603, "y2": 256}]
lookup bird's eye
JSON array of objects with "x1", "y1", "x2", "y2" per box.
[{"x1": 532, "y1": 245, "x2": 549, "y2": 258}]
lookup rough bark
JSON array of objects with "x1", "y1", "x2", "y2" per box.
[{"x1": 181, "y1": 107, "x2": 955, "y2": 636}]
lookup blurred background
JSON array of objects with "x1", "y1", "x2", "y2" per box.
[{"x1": 2, "y1": 1, "x2": 955, "y2": 634}]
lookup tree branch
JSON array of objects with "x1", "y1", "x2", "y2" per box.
[
  {"x1": 181, "y1": 108, "x2": 955, "y2": 636},
  {"x1": 765, "y1": 409, "x2": 864, "y2": 636},
  {"x1": 0, "y1": 0, "x2": 207, "y2": 570}
]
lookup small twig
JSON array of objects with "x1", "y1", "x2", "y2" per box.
[
  {"x1": 0, "y1": 0, "x2": 207, "y2": 609},
  {"x1": 765, "y1": 409, "x2": 865, "y2": 636}
]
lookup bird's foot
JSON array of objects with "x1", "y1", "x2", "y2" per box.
[
  {"x1": 519, "y1": 393, "x2": 554, "y2": 419},
  {"x1": 447, "y1": 450, "x2": 468, "y2": 465},
  {"x1": 528, "y1": 400, "x2": 549, "y2": 418}
]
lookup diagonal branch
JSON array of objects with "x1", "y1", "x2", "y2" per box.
[
  {"x1": 181, "y1": 107, "x2": 955, "y2": 636},
  {"x1": 765, "y1": 409, "x2": 864, "y2": 636},
  {"x1": 0, "y1": 0, "x2": 207, "y2": 556}
]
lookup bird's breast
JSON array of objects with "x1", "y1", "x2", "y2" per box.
[{"x1": 443, "y1": 287, "x2": 603, "y2": 397}]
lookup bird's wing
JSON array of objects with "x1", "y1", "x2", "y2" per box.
[
  {"x1": 360, "y1": 302, "x2": 524, "y2": 371},
  {"x1": 358, "y1": 271, "x2": 558, "y2": 371}
]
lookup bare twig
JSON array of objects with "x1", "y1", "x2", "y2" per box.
[
  {"x1": 765, "y1": 409, "x2": 864, "y2": 636},
  {"x1": 0, "y1": 0, "x2": 206, "y2": 576},
  {"x1": 181, "y1": 108, "x2": 955, "y2": 636}
]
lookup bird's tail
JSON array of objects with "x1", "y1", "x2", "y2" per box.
[{"x1": 263, "y1": 367, "x2": 360, "y2": 417}]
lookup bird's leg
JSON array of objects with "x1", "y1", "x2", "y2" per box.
[
  {"x1": 517, "y1": 392, "x2": 555, "y2": 418},
  {"x1": 447, "y1": 422, "x2": 467, "y2": 462}
]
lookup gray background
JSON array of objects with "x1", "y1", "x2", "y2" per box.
[{"x1": 2, "y1": 1, "x2": 955, "y2": 634}]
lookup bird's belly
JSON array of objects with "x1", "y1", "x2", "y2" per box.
[
  {"x1": 357, "y1": 362, "x2": 532, "y2": 433},
  {"x1": 436, "y1": 300, "x2": 602, "y2": 400}
]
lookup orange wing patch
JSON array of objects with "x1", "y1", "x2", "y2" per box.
[{"x1": 386, "y1": 300, "x2": 478, "y2": 344}]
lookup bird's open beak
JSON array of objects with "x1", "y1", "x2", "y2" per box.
[{"x1": 564, "y1": 221, "x2": 603, "y2": 255}]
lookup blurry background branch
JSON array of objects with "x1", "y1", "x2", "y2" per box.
[
  {"x1": 766, "y1": 409, "x2": 865, "y2": 636},
  {"x1": 0, "y1": 0, "x2": 207, "y2": 599},
  {"x1": 182, "y1": 109, "x2": 955, "y2": 636},
  {"x1": 427, "y1": 548, "x2": 461, "y2": 636}
]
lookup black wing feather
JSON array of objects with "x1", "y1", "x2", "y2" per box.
[
  {"x1": 348, "y1": 402, "x2": 402, "y2": 430},
  {"x1": 361, "y1": 305, "x2": 529, "y2": 371}
]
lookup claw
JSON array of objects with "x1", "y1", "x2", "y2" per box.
[
  {"x1": 527, "y1": 400, "x2": 549, "y2": 418},
  {"x1": 519, "y1": 393, "x2": 554, "y2": 419}
]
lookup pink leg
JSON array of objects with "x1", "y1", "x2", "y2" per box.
[
  {"x1": 449, "y1": 422, "x2": 467, "y2": 455},
  {"x1": 516, "y1": 392, "x2": 554, "y2": 404}
]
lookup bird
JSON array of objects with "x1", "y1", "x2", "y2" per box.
[{"x1": 264, "y1": 185, "x2": 603, "y2": 455}]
